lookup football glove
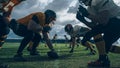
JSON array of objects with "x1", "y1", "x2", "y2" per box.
[
  {"x1": 43, "y1": 26, "x2": 51, "y2": 32},
  {"x1": 78, "y1": 5, "x2": 89, "y2": 17}
]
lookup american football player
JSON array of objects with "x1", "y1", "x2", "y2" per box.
[
  {"x1": 64, "y1": 24, "x2": 96, "y2": 54},
  {"x1": 76, "y1": 0, "x2": 120, "y2": 67},
  {"x1": 9, "y1": 9, "x2": 58, "y2": 61},
  {"x1": 0, "y1": 0, "x2": 25, "y2": 48},
  {"x1": 0, "y1": 0, "x2": 25, "y2": 67}
]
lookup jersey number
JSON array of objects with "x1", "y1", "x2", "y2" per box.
[{"x1": 4, "y1": 1, "x2": 15, "y2": 12}]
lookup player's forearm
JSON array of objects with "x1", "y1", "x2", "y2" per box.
[
  {"x1": 45, "y1": 39, "x2": 54, "y2": 51},
  {"x1": 43, "y1": 32, "x2": 54, "y2": 51},
  {"x1": 71, "y1": 37, "x2": 76, "y2": 48}
]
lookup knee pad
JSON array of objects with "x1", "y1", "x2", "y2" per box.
[{"x1": 0, "y1": 35, "x2": 7, "y2": 41}]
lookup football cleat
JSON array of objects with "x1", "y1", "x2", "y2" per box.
[
  {"x1": 69, "y1": 50, "x2": 73, "y2": 53},
  {"x1": 13, "y1": 54, "x2": 26, "y2": 61},
  {"x1": 88, "y1": 59, "x2": 110, "y2": 67}
]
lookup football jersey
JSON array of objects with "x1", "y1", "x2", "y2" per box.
[
  {"x1": 0, "y1": 0, "x2": 22, "y2": 21},
  {"x1": 69, "y1": 25, "x2": 90, "y2": 37},
  {"x1": 3, "y1": 0, "x2": 22, "y2": 13},
  {"x1": 17, "y1": 12, "x2": 46, "y2": 27},
  {"x1": 0, "y1": 0, "x2": 9, "y2": 13},
  {"x1": 87, "y1": 0, "x2": 120, "y2": 18}
]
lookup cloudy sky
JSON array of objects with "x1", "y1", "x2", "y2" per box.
[{"x1": 8, "y1": 0, "x2": 120, "y2": 39}]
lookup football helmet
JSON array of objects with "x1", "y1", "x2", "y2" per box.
[
  {"x1": 64, "y1": 24, "x2": 73, "y2": 34},
  {"x1": 44, "y1": 9, "x2": 56, "y2": 24}
]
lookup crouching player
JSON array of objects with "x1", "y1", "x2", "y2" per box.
[
  {"x1": 76, "y1": 0, "x2": 120, "y2": 67},
  {"x1": 64, "y1": 24, "x2": 96, "y2": 54},
  {"x1": 9, "y1": 9, "x2": 59, "y2": 61},
  {"x1": 0, "y1": 0, "x2": 25, "y2": 49}
]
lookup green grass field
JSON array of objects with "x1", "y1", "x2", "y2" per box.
[{"x1": 0, "y1": 42, "x2": 120, "y2": 68}]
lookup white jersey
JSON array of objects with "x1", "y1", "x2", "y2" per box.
[
  {"x1": 87, "y1": 0, "x2": 120, "y2": 18},
  {"x1": 69, "y1": 25, "x2": 90, "y2": 37}
]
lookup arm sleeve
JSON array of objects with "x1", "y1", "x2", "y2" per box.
[
  {"x1": 27, "y1": 20, "x2": 43, "y2": 33},
  {"x1": 32, "y1": 15, "x2": 39, "y2": 24},
  {"x1": 43, "y1": 32, "x2": 54, "y2": 51}
]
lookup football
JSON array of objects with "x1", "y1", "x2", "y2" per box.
[{"x1": 47, "y1": 51, "x2": 59, "y2": 59}]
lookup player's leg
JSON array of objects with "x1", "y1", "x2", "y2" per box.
[
  {"x1": 14, "y1": 32, "x2": 33, "y2": 61},
  {"x1": 0, "y1": 27, "x2": 10, "y2": 49},
  {"x1": 0, "y1": 16, "x2": 10, "y2": 49},
  {"x1": 80, "y1": 26, "x2": 110, "y2": 67},
  {"x1": 88, "y1": 18, "x2": 120, "y2": 67},
  {"x1": 9, "y1": 19, "x2": 17, "y2": 31},
  {"x1": 81, "y1": 31, "x2": 97, "y2": 55},
  {"x1": 94, "y1": 34, "x2": 106, "y2": 55},
  {"x1": 84, "y1": 41, "x2": 96, "y2": 55},
  {"x1": 76, "y1": 38, "x2": 81, "y2": 47},
  {"x1": 13, "y1": 24, "x2": 34, "y2": 61},
  {"x1": 108, "y1": 29, "x2": 120, "y2": 53},
  {"x1": 30, "y1": 33, "x2": 41, "y2": 55},
  {"x1": 88, "y1": 34, "x2": 110, "y2": 67},
  {"x1": 88, "y1": 36, "x2": 110, "y2": 67},
  {"x1": 0, "y1": 35, "x2": 7, "y2": 49},
  {"x1": 69, "y1": 38, "x2": 76, "y2": 53},
  {"x1": 68, "y1": 38, "x2": 72, "y2": 48},
  {"x1": 105, "y1": 31, "x2": 120, "y2": 54},
  {"x1": 27, "y1": 41, "x2": 33, "y2": 51}
]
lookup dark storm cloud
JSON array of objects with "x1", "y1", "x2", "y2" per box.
[
  {"x1": 11, "y1": 0, "x2": 42, "y2": 19},
  {"x1": 16, "y1": 0, "x2": 38, "y2": 9},
  {"x1": 11, "y1": 0, "x2": 76, "y2": 19},
  {"x1": 44, "y1": 0, "x2": 72, "y2": 12}
]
